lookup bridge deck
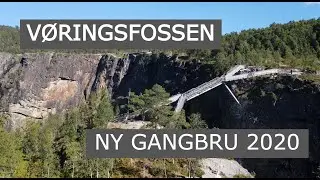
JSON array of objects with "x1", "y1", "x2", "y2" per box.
[{"x1": 115, "y1": 65, "x2": 303, "y2": 120}]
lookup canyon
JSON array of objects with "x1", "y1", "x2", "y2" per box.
[{"x1": 0, "y1": 51, "x2": 319, "y2": 178}]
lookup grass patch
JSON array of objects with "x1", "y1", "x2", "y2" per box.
[{"x1": 300, "y1": 74, "x2": 320, "y2": 83}]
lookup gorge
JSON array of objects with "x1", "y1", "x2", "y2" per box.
[{"x1": 0, "y1": 51, "x2": 319, "y2": 178}]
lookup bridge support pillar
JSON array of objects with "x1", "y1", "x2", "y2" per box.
[{"x1": 174, "y1": 95, "x2": 186, "y2": 113}]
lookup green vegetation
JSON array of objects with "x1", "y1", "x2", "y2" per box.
[
  {"x1": 233, "y1": 173, "x2": 253, "y2": 178},
  {"x1": 128, "y1": 84, "x2": 189, "y2": 129},
  {"x1": 0, "y1": 89, "x2": 115, "y2": 178},
  {"x1": 203, "y1": 18, "x2": 320, "y2": 74},
  {"x1": 2, "y1": 18, "x2": 320, "y2": 178},
  {"x1": 0, "y1": 26, "x2": 19, "y2": 54},
  {"x1": 0, "y1": 85, "x2": 206, "y2": 178},
  {"x1": 1, "y1": 19, "x2": 320, "y2": 72},
  {"x1": 0, "y1": 115, "x2": 25, "y2": 178},
  {"x1": 128, "y1": 84, "x2": 208, "y2": 130},
  {"x1": 187, "y1": 113, "x2": 208, "y2": 129},
  {"x1": 300, "y1": 73, "x2": 320, "y2": 83},
  {"x1": 111, "y1": 158, "x2": 204, "y2": 178}
]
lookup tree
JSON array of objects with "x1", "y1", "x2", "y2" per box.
[
  {"x1": 80, "y1": 88, "x2": 114, "y2": 129},
  {"x1": 0, "y1": 116, "x2": 25, "y2": 177},
  {"x1": 129, "y1": 84, "x2": 189, "y2": 129},
  {"x1": 38, "y1": 124, "x2": 59, "y2": 178},
  {"x1": 64, "y1": 141, "x2": 82, "y2": 178},
  {"x1": 93, "y1": 90, "x2": 114, "y2": 128},
  {"x1": 129, "y1": 85, "x2": 170, "y2": 121},
  {"x1": 54, "y1": 106, "x2": 86, "y2": 178},
  {"x1": 54, "y1": 88, "x2": 115, "y2": 178},
  {"x1": 21, "y1": 121, "x2": 43, "y2": 177},
  {"x1": 187, "y1": 113, "x2": 208, "y2": 129}
]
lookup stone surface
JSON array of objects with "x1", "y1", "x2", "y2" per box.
[
  {"x1": 0, "y1": 52, "x2": 101, "y2": 129},
  {"x1": 201, "y1": 158, "x2": 253, "y2": 178},
  {"x1": 107, "y1": 121, "x2": 150, "y2": 129}
]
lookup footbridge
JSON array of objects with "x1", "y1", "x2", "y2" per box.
[{"x1": 115, "y1": 65, "x2": 302, "y2": 121}]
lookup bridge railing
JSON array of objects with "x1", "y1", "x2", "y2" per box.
[
  {"x1": 185, "y1": 77, "x2": 223, "y2": 101},
  {"x1": 114, "y1": 65, "x2": 304, "y2": 120}
]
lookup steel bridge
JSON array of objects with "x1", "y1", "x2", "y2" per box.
[{"x1": 115, "y1": 65, "x2": 302, "y2": 121}]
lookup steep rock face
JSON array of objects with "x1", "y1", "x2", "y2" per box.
[
  {"x1": 1, "y1": 51, "x2": 320, "y2": 177},
  {"x1": 91, "y1": 53, "x2": 133, "y2": 95},
  {"x1": 184, "y1": 76, "x2": 320, "y2": 178},
  {"x1": 0, "y1": 52, "x2": 101, "y2": 129},
  {"x1": 0, "y1": 51, "x2": 222, "y2": 127},
  {"x1": 112, "y1": 54, "x2": 217, "y2": 97},
  {"x1": 227, "y1": 77, "x2": 320, "y2": 178},
  {"x1": 92, "y1": 54, "x2": 320, "y2": 177},
  {"x1": 88, "y1": 53, "x2": 219, "y2": 114},
  {"x1": 94, "y1": 53, "x2": 320, "y2": 177}
]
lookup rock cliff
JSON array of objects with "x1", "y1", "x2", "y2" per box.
[
  {"x1": 185, "y1": 76, "x2": 320, "y2": 178},
  {"x1": 0, "y1": 52, "x2": 101, "y2": 129},
  {"x1": 0, "y1": 51, "x2": 319, "y2": 177}
]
